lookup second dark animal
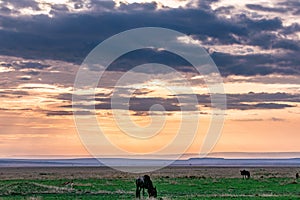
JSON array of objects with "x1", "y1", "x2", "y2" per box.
[{"x1": 240, "y1": 170, "x2": 250, "y2": 179}]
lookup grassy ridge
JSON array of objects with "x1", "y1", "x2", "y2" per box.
[{"x1": 0, "y1": 177, "x2": 299, "y2": 199}]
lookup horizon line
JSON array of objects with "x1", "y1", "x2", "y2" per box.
[{"x1": 1, "y1": 151, "x2": 300, "y2": 160}]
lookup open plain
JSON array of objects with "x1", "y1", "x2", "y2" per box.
[{"x1": 0, "y1": 167, "x2": 299, "y2": 199}]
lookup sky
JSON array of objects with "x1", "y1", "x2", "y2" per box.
[{"x1": 0, "y1": 0, "x2": 299, "y2": 158}]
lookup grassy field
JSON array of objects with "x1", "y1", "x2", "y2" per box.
[{"x1": 0, "y1": 167, "x2": 299, "y2": 199}]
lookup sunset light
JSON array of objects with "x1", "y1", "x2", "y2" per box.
[{"x1": 0, "y1": 0, "x2": 299, "y2": 160}]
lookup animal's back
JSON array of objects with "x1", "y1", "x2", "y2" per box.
[{"x1": 136, "y1": 176, "x2": 144, "y2": 187}]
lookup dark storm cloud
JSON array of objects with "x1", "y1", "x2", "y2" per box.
[
  {"x1": 0, "y1": 62, "x2": 13, "y2": 67},
  {"x1": 201, "y1": 92, "x2": 300, "y2": 104},
  {"x1": 282, "y1": 23, "x2": 300, "y2": 35},
  {"x1": 246, "y1": 4, "x2": 286, "y2": 13},
  {"x1": 178, "y1": 92, "x2": 298, "y2": 110},
  {"x1": 128, "y1": 97, "x2": 184, "y2": 111},
  {"x1": 17, "y1": 62, "x2": 51, "y2": 70},
  {"x1": 230, "y1": 92, "x2": 300, "y2": 103},
  {"x1": 65, "y1": 87, "x2": 198, "y2": 112},
  {"x1": 88, "y1": 0, "x2": 115, "y2": 11},
  {"x1": 55, "y1": 93, "x2": 73, "y2": 101},
  {"x1": 245, "y1": 0, "x2": 300, "y2": 17},
  {"x1": 212, "y1": 51, "x2": 300, "y2": 76},
  {"x1": 273, "y1": 39, "x2": 300, "y2": 51},
  {"x1": 213, "y1": 6, "x2": 235, "y2": 18},
  {"x1": 118, "y1": 2, "x2": 157, "y2": 11},
  {"x1": 244, "y1": 30, "x2": 300, "y2": 52},
  {"x1": 46, "y1": 111, "x2": 73, "y2": 116},
  {"x1": 25, "y1": 70, "x2": 40, "y2": 76},
  {"x1": 107, "y1": 48, "x2": 195, "y2": 73},
  {"x1": 61, "y1": 91, "x2": 297, "y2": 116},
  {"x1": 231, "y1": 102, "x2": 293, "y2": 110},
  {"x1": 0, "y1": 0, "x2": 40, "y2": 17},
  {"x1": 0, "y1": 6, "x2": 12, "y2": 15},
  {"x1": 56, "y1": 92, "x2": 112, "y2": 102},
  {"x1": 50, "y1": 4, "x2": 70, "y2": 16},
  {"x1": 278, "y1": 0, "x2": 300, "y2": 10},
  {"x1": 0, "y1": 0, "x2": 40, "y2": 10},
  {"x1": 245, "y1": 17, "x2": 283, "y2": 31},
  {"x1": 70, "y1": 96, "x2": 189, "y2": 112},
  {"x1": 131, "y1": 111, "x2": 174, "y2": 116},
  {"x1": 0, "y1": 1, "x2": 299, "y2": 76},
  {"x1": 0, "y1": 90, "x2": 29, "y2": 96},
  {"x1": 45, "y1": 110, "x2": 92, "y2": 116}
]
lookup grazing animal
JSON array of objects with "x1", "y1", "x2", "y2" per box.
[
  {"x1": 296, "y1": 173, "x2": 299, "y2": 179},
  {"x1": 240, "y1": 170, "x2": 250, "y2": 179},
  {"x1": 136, "y1": 175, "x2": 157, "y2": 198}
]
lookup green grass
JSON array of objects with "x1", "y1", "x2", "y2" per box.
[{"x1": 0, "y1": 177, "x2": 299, "y2": 199}]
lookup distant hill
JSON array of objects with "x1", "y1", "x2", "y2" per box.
[
  {"x1": 174, "y1": 157, "x2": 300, "y2": 166},
  {"x1": 0, "y1": 157, "x2": 299, "y2": 167}
]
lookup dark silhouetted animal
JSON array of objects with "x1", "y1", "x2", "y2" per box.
[
  {"x1": 136, "y1": 175, "x2": 157, "y2": 198},
  {"x1": 296, "y1": 173, "x2": 299, "y2": 179},
  {"x1": 240, "y1": 170, "x2": 250, "y2": 179}
]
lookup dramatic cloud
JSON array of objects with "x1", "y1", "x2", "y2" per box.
[
  {"x1": 177, "y1": 92, "x2": 298, "y2": 110},
  {"x1": 203, "y1": 92, "x2": 299, "y2": 105},
  {"x1": 0, "y1": 0, "x2": 298, "y2": 119},
  {"x1": 246, "y1": 4, "x2": 286, "y2": 13},
  {"x1": 0, "y1": 0, "x2": 298, "y2": 77},
  {"x1": 59, "y1": 92, "x2": 298, "y2": 116},
  {"x1": 0, "y1": 0, "x2": 299, "y2": 157}
]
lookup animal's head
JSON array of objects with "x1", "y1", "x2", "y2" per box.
[{"x1": 149, "y1": 186, "x2": 157, "y2": 198}]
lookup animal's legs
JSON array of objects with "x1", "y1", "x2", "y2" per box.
[{"x1": 136, "y1": 187, "x2": 140, "y2": 198}]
